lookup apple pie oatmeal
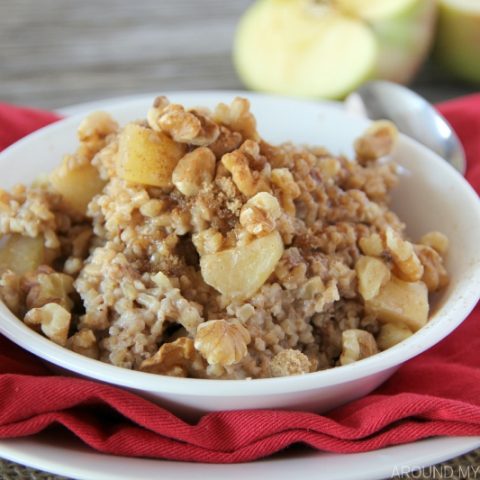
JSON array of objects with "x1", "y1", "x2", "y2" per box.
[{"x1": 0, "y1": 97, "x2": 449, "y2": 379}]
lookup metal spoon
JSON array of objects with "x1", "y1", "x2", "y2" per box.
[{"x1": 345, "y1": 80, "x2": 466, "y2": 174}]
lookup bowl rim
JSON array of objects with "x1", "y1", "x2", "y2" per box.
[{"x1": 0, "y1": 91, "x2": 479, "y2": 397}]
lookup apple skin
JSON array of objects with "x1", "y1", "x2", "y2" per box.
[
  {"x1": 233, "y1": 0, "x2": 437, "y2": 99},
  {"x1": 371, "y1": 0, "x2": 437, "y2": 84},
  {"x1": 434, "y1": 1, "x2": 480, "y2": 85}
]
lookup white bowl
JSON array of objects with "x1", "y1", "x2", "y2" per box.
[{"x1": 0, "y1": 91, "x2": 479, "y2": 419}]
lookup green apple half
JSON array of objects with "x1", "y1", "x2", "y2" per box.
[
  {"x1": 233, "y1": 0, "x2": 437, "y2": 99},
  {"x1": 434, "y1": 0, "x2": 480, "y2": 85}
]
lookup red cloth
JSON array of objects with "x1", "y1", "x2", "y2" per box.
[{"x1": 0, "y1": 97, "x2": 479, "y2": 463}]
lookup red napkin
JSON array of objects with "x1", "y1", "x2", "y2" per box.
[{"x1": 0, "y1": 97, "x2": 479, "y2": 463}]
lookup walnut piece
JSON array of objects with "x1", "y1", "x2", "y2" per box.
[
  {"x1": 358, "y1": 233, "x2": 384, "y2": 257},
  {"x1": 209, "y1": 125, "x2": 243, "y2": 159},
  {"x1": 76, "y1": 111, "x2": 118, "y2": 160},
  {"x1": 271, "y1": 168, "x2": 301, "y2": 216},
  {"x1": 354, "y1": 120, "x2": 398, "y2": 163},
  {"x1": 24, "y1": 269, "x2": 74, "y2": 311},
  {"x1": 194, "y1": 319, "x2": 251, "y2": 366},
  {"x1": 221, "y1": 141, "x2": 270, "y2": 197},
  {"x1": 192, "y1": 228, "x2": 224, "y2": 256},
  {"x1": 213, "y1": 97, "x2": 259, "y2": 141},
  {"x1": 172, "y1": 147, "x2": 216, "y2": 196},
  {"x1": 317, "y1": 157, "x2": 341, "y2": 181},
  {"x1": 0, "y1": 270, "x2": 23, "y2": 315},
  {"x1": 383, "y1": 227, "x2": 424, "y2": 282},
  {"x1": 298, "y1": 276, "x2": 325, "y2": 300},
  {"x1": 77, "y1": 111, "x2": 118, "y2": 144},
  {"x1": 148, "y1": 100, "x2": 219, "y2": 146},
  {"x1": 419, "y1": 231, "x2": 449, "y2": 255},
  {"x1": 68, "y1": 328, "x2": 99, "y2": 359},
  {"x1": 24, "y1": 302, "x2": 71, "y2": 346},
  {"x1": 270, "y1": 349, "x2": 311, "y2": 377},
  {"x1": 339, "y1": 329, "x2": 378, "y2": 366},
  {"x1": 415, "y1": 244, "x2": 449, "y2": 292},
  {"x1": 239, "y1": 192, "x2": 281, "y2": 236},
  {"x1": 140, "y1": 337, "x2": 201, "y2": 377}
]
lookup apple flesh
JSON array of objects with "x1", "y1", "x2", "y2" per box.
[
  {"x1": 434, "y1": 0, "x2": 480, "y2": 85},
  {"x1": 234, "y1": 0, "x2": 437, "y2": 99}
]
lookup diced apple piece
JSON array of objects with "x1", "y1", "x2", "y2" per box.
[
  {"x1": 339, "y1": 329, "x2": 378, "y2": 366},
  {"x1": 376, "y1": 322, "x2": 413, "y2": 350},
  {"x1": 0, "y1": 235, "x2": 45, "y2": 275},
  {"x1": 355, "y1": 255, "x2": 391, "y2": 301},
  {"x1": 365, "y1": 276, "x2": 429, "y2": 332},
  {"x1": 200, "y1": 230, "x2": 284, "y2": 300},
  {"x1": 50, "y1": 162, "x2": 106, "y2": 215},
  {"x1": 118, "y1": 123, "x2": 186, "y2": 187}
]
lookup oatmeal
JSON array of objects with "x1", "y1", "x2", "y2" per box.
[{"x1": 0, "y1": 97, "x2": 449, "y2": 379}]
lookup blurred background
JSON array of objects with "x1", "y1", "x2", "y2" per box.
[{"x1": 0, "y1": 0, "x2": 478, "y2": 110}]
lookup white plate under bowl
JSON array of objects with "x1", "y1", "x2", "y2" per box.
[{"x1": 0, "y1": 431, "x2": 479, "y2": 480}]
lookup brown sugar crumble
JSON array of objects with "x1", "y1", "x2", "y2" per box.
[{"x1": 0, "y1": 96, "x2": 449, "y2": 379}]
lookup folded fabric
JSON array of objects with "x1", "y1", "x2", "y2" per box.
[{"x1": 0, "y1": 96, "x2": 479, "y2": 463}]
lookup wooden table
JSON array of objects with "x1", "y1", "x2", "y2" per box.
[{"x1": 0, "y1": 1, "x2": 478, "y2": 478}]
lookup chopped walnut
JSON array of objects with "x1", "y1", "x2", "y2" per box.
[
  {"x1": 317, "y1": 157, "x2": 341, "y2": 181},
  {"x1": 148, "y1": 101, "x2": 219, "y2": 146},
  {"x1": 271, "y1": 168, "x2": 301, "y2": 216},
  {"x1": 213, "y1": 97, "x2": 259, "y2": 141},
  {"x1": 315, "y1": 281, "x2": 340, "y2": 313},
  {"x1": 415, "y1": 244, "x2": 449, "y2": 292},
  {"x1": 24, "y1": 269, "x2": 75, "y2": 311},
  {"x1": 194, "y1": 319, "x2": 251, "y2": 366},
  {"x1": 298, "y1": 276, "x2": 325, "y2": 300},
  {"x1": 339, "y1": 329, "x2": 378, "y2": 366},
  {"x1": 358, "y1": 233, "x2": 384, "y2": 257},
  {"x1": 209, "y1": 125, "x2": 243, "y2": 159},
  {"x1": 419, "y1": 231, "x2": 449, "y2": 255},
  {"x1": 24, "y1": 302, "x2": 71, "y2": 346},
  {"x1": 140, "y1": 337, "x2": 203, "y2": 377},
  {"x1": 383, "y1": 227, "x2": 424, "y2": 282},
  {"x1": 68, "y1": 328, "x2": 99, "y2": 359},
  {"x1": 240, "y1": 192, "x2": 281, "y2": 236},
  {"x1": 221, "y1": 141, "x2": 271, "y2": 197},
  {"x1": 192, "y1": 228, "x2": 224, "y2": 255},
  {"x1": 172, "y1": 147, "x2": 216, "y2": 196},
  {"x1": 0, "y1": 270, "x2": 23, "y2": 315},
  {"x1": 77, "y1": 111, "x2": 118, "y2": 144},
  {"x1": 354, "y1": 120, "x2": 398, "y2": 163},
  {"x1": 77, "y1": 111, "x2": 118, "y2": 160},
  {"x1": 270, "y1": 349, "x2": 311, "y2": 377}
]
